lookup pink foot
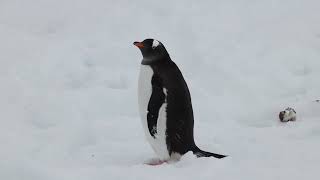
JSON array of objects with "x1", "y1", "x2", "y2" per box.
[{"x1": 144, "y1": 159, "x2": 167, "y2": 166}]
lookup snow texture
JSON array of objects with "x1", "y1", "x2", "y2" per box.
[{"x1": 0, "y1": 0, "x2": 320, "y2": 180}]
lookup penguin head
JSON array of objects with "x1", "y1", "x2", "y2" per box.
[{"x1": 133, "y1": 39, "x2": 170, "y2": 65}]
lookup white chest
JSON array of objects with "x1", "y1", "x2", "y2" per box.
[{"x1": 138, "y1": 65, "x2": 170, "y2": 160}]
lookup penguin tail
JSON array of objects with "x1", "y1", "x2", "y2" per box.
[{"x1": 192, "y1": 147, "x2": 227, "y2": 159}]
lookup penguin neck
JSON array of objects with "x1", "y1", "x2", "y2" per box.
[{"x1": 141, "y1": 55, "x2": 171, "y2": 66}]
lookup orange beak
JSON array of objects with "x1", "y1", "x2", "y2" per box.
[{"x1": 133, "y1": 41, "x2": 144, "y2": 48}]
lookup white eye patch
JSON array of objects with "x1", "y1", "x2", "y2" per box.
[{"x1": 152, "y1": 40, "x2": 160, "y2": 49}]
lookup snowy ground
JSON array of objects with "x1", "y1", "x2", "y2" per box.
[{"x1": 1, "y1": 0, "x2": 320, "y2": 179}]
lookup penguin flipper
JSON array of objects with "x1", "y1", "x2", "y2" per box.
[
  {"x1": 193, "y1": 148, "x2": 227, "y2": 159},
  {"x1": 147, "y1": 75, "x2": 165, "y2": 137}
]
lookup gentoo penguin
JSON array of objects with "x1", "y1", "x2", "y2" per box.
[{"x1": 134, "y1": 38, "x2": 226, "y2": 164}]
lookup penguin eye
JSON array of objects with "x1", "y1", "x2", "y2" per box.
[{"x1": 152, "y1": 40, "x2": 160, "y2": 49}]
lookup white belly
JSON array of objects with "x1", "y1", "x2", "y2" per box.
[{"x1": 138, "y1": 65, "x2": 170, "y2": 160}]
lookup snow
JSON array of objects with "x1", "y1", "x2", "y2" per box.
[{"x1": 0, "y1": 0, "x2": 320, "y2": 179}]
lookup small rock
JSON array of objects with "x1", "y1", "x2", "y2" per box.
[{"x1": 279, "y1": 107, "x2": 296, "y2": 122}]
